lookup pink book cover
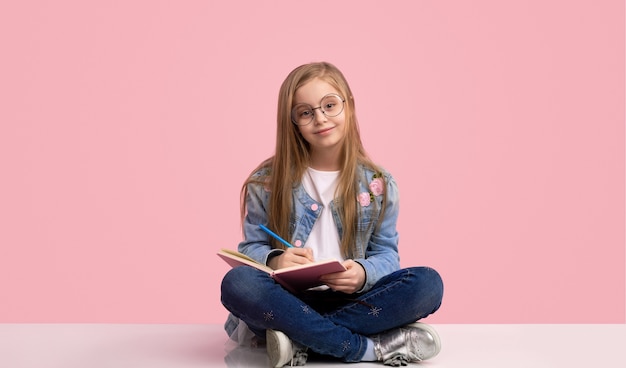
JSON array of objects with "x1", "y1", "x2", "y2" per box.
[
  {"x1": 271, "y1": 260, "x2": 347, "y2": 292},
  {"x1": 217, "y1": 249, "x2": 346, "y2": 292}
]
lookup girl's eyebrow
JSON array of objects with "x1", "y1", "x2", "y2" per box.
[{"x1": 295, "y1": 93, "x2": 337, "y2": 106}]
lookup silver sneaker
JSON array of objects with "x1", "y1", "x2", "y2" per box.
[
  {"x1": 373, "y1": 322, "x2": 441, "y2": 366},
  {"x1": 265, "y1": 329, "x2": 308, "y2": 367}
]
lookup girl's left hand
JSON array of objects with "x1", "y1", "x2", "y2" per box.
[{"x1": 319, "y1": 260, "x2": 366, "y2": 294}]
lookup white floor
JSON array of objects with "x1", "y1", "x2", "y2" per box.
[{"x1": 0, "y1": 324, "x2": 624, "y2": 367}]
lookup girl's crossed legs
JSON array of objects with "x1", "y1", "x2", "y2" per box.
[{"x1": 221, "y1": 265, "x2": 443, "y2": 363}]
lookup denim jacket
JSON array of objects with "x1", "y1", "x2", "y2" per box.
[{"x1": 224, "y1": 164, "x2": 401, "y2": 340}]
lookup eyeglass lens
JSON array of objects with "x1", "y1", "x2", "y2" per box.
[{"x1": 292, "y1": 94, "x2": 344, "y2": 126}]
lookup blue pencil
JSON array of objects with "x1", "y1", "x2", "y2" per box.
[{"x1": 259, "y1": 224, "x2": 294, "y2": 248}]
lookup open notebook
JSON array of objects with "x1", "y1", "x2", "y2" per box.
[{"x1": 217, "y1": 248, "x2": 346, "y2": 292}]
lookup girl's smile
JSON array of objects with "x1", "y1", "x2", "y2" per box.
[{"x1": 314, "y1": 126, "x2": 335, "y2": 135}]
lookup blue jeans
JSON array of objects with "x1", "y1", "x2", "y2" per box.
[{"x1": 220, "y1": 266, "x2": 443, "y2": 362}]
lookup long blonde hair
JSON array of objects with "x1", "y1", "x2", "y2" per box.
[{"x1": 241, "y1": 62, "x2": 385, "y2": 257}]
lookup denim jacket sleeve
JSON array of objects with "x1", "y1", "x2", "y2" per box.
[
  {"x1": 353, "y1": 171, "x2": 401, "y2": 293},
  {"x1": 237, "y1": 169, "x2": 284, "y2": 265}
]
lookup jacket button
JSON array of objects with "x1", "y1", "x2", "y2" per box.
[
  {"x1": 294, "y1": 240, "x2": 302, "y2": 247},
  {"x1": 311, "y1": 203, "x2": 318, "y2": 211}
]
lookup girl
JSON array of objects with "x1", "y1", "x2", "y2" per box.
[{"x1": 221, "y1": 62, "x2": 443, "y2": 367}]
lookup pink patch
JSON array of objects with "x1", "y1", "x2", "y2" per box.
[
  {"x1": 369, "y1": 178, "x2": 384, "y2": 196},
  {"x1": 357, "y1": 192, "x2": 371, "y2": 207}
]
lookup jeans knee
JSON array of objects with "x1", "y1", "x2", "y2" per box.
[
  {"x1": 410, "y1": 266, "x2": 444, "y2": 314},
  {"x1": 221, "y1": 266, "x2": 277, "y2": 311},
  {"x1": 425, "y1": 267, "x2": 444, "y2": 298},
  {"x1": 221, "y1": 266, "x2": 258, "y2": 305}
]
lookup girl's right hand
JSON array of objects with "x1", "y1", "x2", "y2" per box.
[{"x1": 268, "y1": 247, "x2": 314, "y2": 269}]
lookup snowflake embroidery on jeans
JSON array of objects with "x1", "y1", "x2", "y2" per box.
[
  {"x1": 368, "y1": 306, "x2": 383, "y2": 317},
  {"x1": 341, "y1": 340, "x2": 351, "y2": 351},
  {"x1": 301, "y1": 305, "x2": 311, "y2": 314},
  {"x1": 263, "y1": 311, "x2": 274, "y2": 321}
]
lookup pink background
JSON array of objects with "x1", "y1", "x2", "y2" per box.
[{"x1": 1, "y1": 1, "x2": 624, "y2": 324}]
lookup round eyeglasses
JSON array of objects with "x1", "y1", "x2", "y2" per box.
[{"x1": 291, "y1": 93, "x2": 345, "y2": 126}]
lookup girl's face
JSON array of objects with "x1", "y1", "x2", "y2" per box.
[{"x1": 293, "y1": 78, "x2": 347, "y2": 160}]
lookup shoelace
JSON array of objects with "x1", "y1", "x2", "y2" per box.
[
  {"x1": 289, "y1": 350, "x2": 308, "y2": 367},
  {"x1": 383, "y1": 353, "x2": 410, "y2": 367}
]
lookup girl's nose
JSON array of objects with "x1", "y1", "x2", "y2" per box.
[{"x1": 313, "y1": 108, "x2": 327, "y2": 124}]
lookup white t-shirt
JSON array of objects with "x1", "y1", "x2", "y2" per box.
[{"x1": 301, "y1": 167, "x2": 344, "y2": 263}]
